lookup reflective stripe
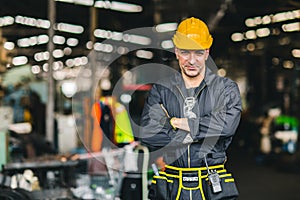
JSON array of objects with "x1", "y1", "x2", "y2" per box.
[
  {"x1": 205, "y1": 172, "x2": 231, "y2": 181},
  {"x1": 165, "y1": 164, "x2": 226, "y2": 200},
  {"x1": 153, "y1": 175, "x2": 174, "y2": 183},
  {"x1": 160, "y1": 171, "x2": 180, "y2": 178},
  {"x1": 225, "y1": 178, "x2": 235, "y2": 183},
  {"x1": 165, "y1": 164, "x2": 225, "y2": 171},
  {"x1": 220, "y1": 173, "x2": 232, "y2": 178}
]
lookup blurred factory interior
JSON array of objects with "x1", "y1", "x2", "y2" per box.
[{"x1": 0, "y1": 0, "x2": 300, "y2": 199}]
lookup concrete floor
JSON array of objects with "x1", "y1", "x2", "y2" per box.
[{"x1": 226, "y1": 146, "x2": 300, "y2": 200}]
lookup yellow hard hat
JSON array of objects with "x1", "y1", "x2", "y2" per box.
[{"x1": 172, "y1": 17, "x2": 213, "y2": 50}]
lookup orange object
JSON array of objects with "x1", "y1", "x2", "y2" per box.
[{"x1": 91, "y1": 102, "x2": 103, "y2": 152}]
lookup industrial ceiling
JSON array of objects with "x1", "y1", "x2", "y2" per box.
[{"x1": 0, "y1": 0, "x2": 299, "y2": 74}]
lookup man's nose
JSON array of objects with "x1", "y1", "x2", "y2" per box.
[{"x1": 188, "y1": 53, "x2": 196, "y2": 64}]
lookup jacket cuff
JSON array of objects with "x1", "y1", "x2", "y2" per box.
[{"x1": 161, "y1": 117, "x2": 178, "y2": 131}]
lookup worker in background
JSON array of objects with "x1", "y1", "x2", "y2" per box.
[
  {"x1": 100, "y1": 95, "x2": 135, "y2": 147},
  {"x1": 140, "y1": 17, "x2": 242, "y2": 199}
]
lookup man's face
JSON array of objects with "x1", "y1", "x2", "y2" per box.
[{"x1": 175, "y1": 48, "x2": 209, "y2": 78}]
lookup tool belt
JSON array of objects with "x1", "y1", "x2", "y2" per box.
[{"x1": 148, "y1": 164, "x2": 239, "y2": 200}]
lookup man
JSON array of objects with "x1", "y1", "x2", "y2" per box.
[{"x1": 140, "y1": 17, "x2": 242, "y2": 200}]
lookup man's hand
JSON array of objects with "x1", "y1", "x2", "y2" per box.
[{"x1": 170, "y1": 117, "x2": 190, "y2": 132}]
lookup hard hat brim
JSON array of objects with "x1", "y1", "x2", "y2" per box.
[{"x1": 173, "y1": 31, "x2": 213, "y2": 50}]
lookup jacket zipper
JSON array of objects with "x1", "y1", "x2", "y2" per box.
[
  {"x1": 175, "y1": 84, "x2": 206, "y2": 100},
  {"x1": 175, "y1": 84, "x2": 206, "y2": 200},
  {"x1": 188, "y1": 144, "x2": 192, "y2": 200}
]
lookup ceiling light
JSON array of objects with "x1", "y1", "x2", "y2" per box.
[
  {"x1": 29, "y1": 36, "x2": 38, "y2": 46},
  {"x1": 53, "y1": 71, "x2": 66, "y2": 81},
  {"x1": 283, "y1": 60, "x2": 294, "y2": 69},
  {"x1": 67, "y1": 38, "x2": 79, "y2": 46},
  {"x1": 262, "y1": 15, "x2": 271, "y2": 24},
  {"x1": 53, "y1": 35, "x2": 66, "y2": 45},
  {"x1": 100, "y1": 78, "x2": 111, "y2": 90},
  {"x1": 38, "y1": 35, "x2": 49, "y2": 44},
  {"x1": 56, "y1": 23, "x2": 84, "y2": 34},
  {"x1": 74, "y1": 57, "x2": 82, "y2": 66},
  {"x1": 245, "y1": 9, "x2": 300, "y2": 28},
  {"x1": 278, "y1": 37, "x2": 291, "y2": 45},
  {"x1": 117, "y1": 46, "x2": 129, "y2": 55},
  {"x1": 18, "y1": 35, "x2": 50, "y2": 47},
  {"x1": 155, "y1": 22, "x2": 178, "y2": 32},
  {"x1": 53, "y1": 49, "x2": 64, "y2": 58},
  {"x1": 161, "y1": 40, "x2": 174, "y2": 49},
  {"x1": 73, "y1": 57, "x2": 86, "y2": 67},
  {"x1": 52, "y1": 61, "x2": 61, "y2": 70},
  {"x1": 273, "y1": 11, "x2": 295, "y2": 23},
  {"x1": 74, "y1": 0, "x2": 94, "y2": 6},
  {"x1": 86, "y1": 41, "x2": 93, "y2": 49},
  {"x1": 94, "y1": 29, "x2": 122, "y2": 40},
  {"x1": 63, "y1": 47, "x2": 72, "y2": 55},
  {"x1": 56, "y1": 0, "x2": 93, "y2": 6},
  {"x1": 245, "y1": 30, "x2": 256, "y2": 40},
  {"x1": 61, "y1": 81, "x2": 77, "y2": 98},
  {"x1": 94, "y1": 43, "x2": 114, "y2": 52},
  {"x1": 0, "y1": 16, "x2": 14, "y2": 27},
  {"x1": 217, "y1": 68, "x2": 226, "y2": 77},
  {"x1": 245, "y1": 18, "x2": 255, "y2": 27},
  {"x1": 128, "y1": 34, "x2": 151, "y2": 45},
  {"x1": 136, "y1": 50, "x2": 153, "y2": 59},
  {"x1": 272, "y1": 57, "x2": 280, "y2": 65},
  {"x1": 12, "y1": 56, "x2": 28, "y2": 66},
  {"x1": 34, "y1": 52, "x2": 43, "y2": 62},
  {"x1": 253, "y1": 17, "x2": 262, "y2": 25},
  {"x1": 17, "y1": 38, "x2": 30, "y2": 47},
  {"x1": 55, "y1": 0, "x2": 74, "y2": 3},
  {"x1": 292, "y1": 49, "x2": 300, "y2": 58},
  {"x1": 120, "y1": 94, "x2": 132, "y2": 104},
  {"x1": 246, "y1": 43, "x2": 255, "y2": 51},
  {"x1": 231, "y1": 32, "x2": 244, "y2": 42},
  {"x1": 4, "y1": 42, "x2": 15, "y2": 50},
  {"x1": 80, "y1": 56, "x2": 88, "y2": 65},
  {"x1": 31, "y1": 65, "x2": 41, "y2": 74},
  {"x1": 110, "y1": 1, "x2": 142, "y2": 12},
  {"x1": 282, "y1": 22, "x2": 300, "y2": 32},
  {"x1": 43, "y1": 63, "x2": 49, "y2": 72},
  {"x1": 15, "y1": 15, "x2": 50, "y2": 29},
  {"x1": 256, "y1": 28, "x2": 270, "y2": 37},
  {"x1": 95, "y1": 1, "x2": 142, "y2": 13},
  {"x1": 34, "y1": 51, "x2": 50, "y2": 62},
  {"x1": 66, "y1": 59, "x2": 75, "y2": 67},
  {"x1": 94, "y1": 28, "x2": 151, "y2": 45},
  {"x1": 53, "y1": 61, "x2": 64, "y2": 70}
]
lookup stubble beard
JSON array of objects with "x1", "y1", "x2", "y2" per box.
[{"x1": 181, "y1": 64, "x2": 204, "y2": 78}]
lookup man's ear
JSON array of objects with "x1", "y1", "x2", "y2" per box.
[
  {"x1": 175, "y1": 48, "x2": 179, "y2": 59},
  {"x1": 205, "y1": 49, "x2": 210, "y2": 60}
]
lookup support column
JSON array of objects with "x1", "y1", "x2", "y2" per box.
[{"x1": 46, "y1": 0, "x2": 56, "y2": 144}]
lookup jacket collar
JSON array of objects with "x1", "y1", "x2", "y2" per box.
[{"x1": 173, "y1": 66, "x2": 217, "y2": 89}]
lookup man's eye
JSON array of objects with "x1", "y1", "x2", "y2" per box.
[
  {"x1": 180, "y1": 51, "x2": 189, "y2": 54},
  {"x1": 195, "y1": 51, "x2": 204, "y2": 55}
]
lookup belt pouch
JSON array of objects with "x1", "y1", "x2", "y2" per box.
[
  {"x1": 204, "y1": 172, "x2": 239, "y2": 200},
  {"x1": 148, "y1": 175, "x2": 169, "y2": 200}
]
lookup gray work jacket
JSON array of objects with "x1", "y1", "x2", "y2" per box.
[{"x1": 139, "y1": 66, "x2": 242, "y2": 167}]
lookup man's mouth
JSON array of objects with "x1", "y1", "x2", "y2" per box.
[{"x1": 185, "y1": 65, "x2": 197, "y2": 70}]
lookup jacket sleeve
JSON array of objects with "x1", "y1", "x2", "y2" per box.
[
  {"x1": 139, "y1": 84, "x2": 175, "y2": 151},
  {"x1": 189, "y1": 80, "x2": 242, "y2": 141}
]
